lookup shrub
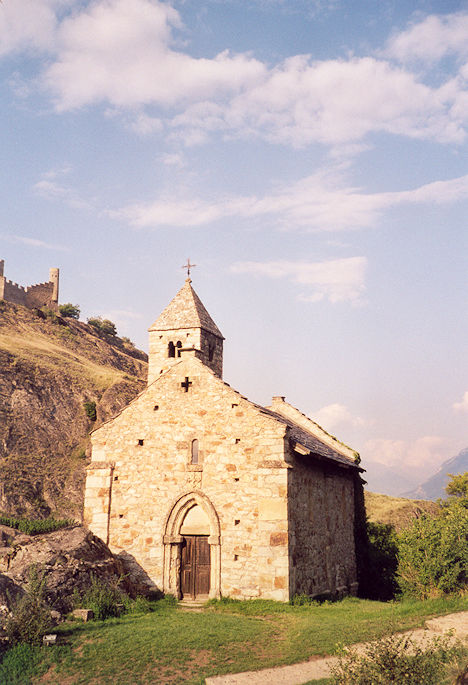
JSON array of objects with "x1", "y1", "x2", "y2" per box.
[
  {"x1": 125, "y1": 596, "x2": 154, "y2": 615},
  {"x1": 87, "y1": 316, "x2": 117, "y2": 337},
  {"x1": 331, "y1": 632, "x2": 467, "y2": 685},
  {"x1": 40, "y1": 306, "x2": 58, "y2": 323},
  {"x1": 83, "y1": 400, "x2": 97, "y2": 421},
  {"x1": 289, "y1": 594, "x2": 319, "y2": 606},
  {"x1": 6, "y1": 567, "x2": 52, "y2": 646},
  {"x1": 0, "y1": 514, "x2": 73, "y2": 535},
  {"x1": 397, "y1": 500, "x2": 468, "y2": 598},
  {"x1": 58, "y1": 303, "x2": 80, "y2": 319},
  {"x1": 74, "y1": 575, "x2": 126, "y2": 620}
]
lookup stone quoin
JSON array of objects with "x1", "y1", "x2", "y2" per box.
[{"x1": 84, "y1": 277, "x2": 364, "y2": 601}]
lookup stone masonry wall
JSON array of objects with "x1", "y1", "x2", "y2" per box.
[
  {"x1": 0, "y1": 260, "x2": 58, "y2": 311},
  {"x1": 84, "y1": 355, "x2": 290, "y2": 601},
  {"x1": 148, "y1": 328, "x2": 223, "y2": 384},
  {"x1": 25, "y1": 282, "x2": 57, "y2": 310},
  {"x1": 287, "y1": 454, "x2": 358, "y2": 598},
  {"x1": 0, "y1": 279, "x2": 27, "y2": 306}
]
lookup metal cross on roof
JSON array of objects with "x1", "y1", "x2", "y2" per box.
[{"x1": 181, "y1": 259, "x2": 197, "y2": 278}]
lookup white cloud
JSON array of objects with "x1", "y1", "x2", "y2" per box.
[
  {"x1": 160, "y1": 152, "x2": 186, "y2": 168},
  {"x1": 453, "y1": 391, "x2": 468, "y2": 414},
  {"x1": 129, "y1": 113, "x2": 163, "y2": 136},
  {"x1": 33, "y1": 169, "x2": 91, "y2": 210},
  {"x1": 313, "y1": 403, "x2": 366, "y2": 430},
  {"x1": 1, "y1": 234, "x2": 69, "y2": 251},
  {"x1": 43, "y1": 0, "x2": 265, "y2": 111},
  {"x1": 9, "y1": 2, "x2": 460, "y2": 148},
  {"x1": 363, "y1": 436, "x2": 449, "y2": 479},
  {"x1": 0, "y1": 0, "x2": 64, "y2": 57},
  {"x1": 230, "y1": 257, "x2": 367, "y2": 304},
  {"x1": 386, "y1": 12, "x2": 468, "y2": 64},
  {"x1": 111, "y1": 170, "x2": 468, "y2": 232}
]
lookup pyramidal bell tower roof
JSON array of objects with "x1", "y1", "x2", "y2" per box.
[{"x1": 149, "y1": 278, "x2": 224, "y2": 338}]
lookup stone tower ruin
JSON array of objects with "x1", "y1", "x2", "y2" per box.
[{"x1": 0, "y1": 259, "x2": 60, "y2": 311}]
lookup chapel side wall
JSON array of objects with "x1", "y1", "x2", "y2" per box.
[
  {"x1": 287, "y1": 454, "x2": 358, "y2": 599},
  {"x1": 85, "y1": 359, "x2": 290, "y2": 601}
]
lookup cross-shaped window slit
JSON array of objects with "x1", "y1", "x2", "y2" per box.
[{"x1": 181, "y1": 377, "x2": 192, "y2": 392}]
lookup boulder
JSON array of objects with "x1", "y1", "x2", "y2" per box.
[
  {"x1": 0, "y1": 573, "x2": 24, "y2": 610},
  {"x1": 2, "y1": 525, "x2": 132, "y2": 613}
]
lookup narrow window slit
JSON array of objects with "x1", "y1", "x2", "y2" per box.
[{"x1": 191, "y1": 439, "x2": 199, "y2": 465}]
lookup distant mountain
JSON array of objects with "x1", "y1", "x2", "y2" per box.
[
  {"x1": 361, "y1": 459, "x2": 418, "y2": 497},
  {"x1": 403, "y1": 447, "x2": 468, "y2": 500}
]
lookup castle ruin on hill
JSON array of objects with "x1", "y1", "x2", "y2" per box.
[{"x1": 0, "y1": 260, "x2": 59, "y2": 311}]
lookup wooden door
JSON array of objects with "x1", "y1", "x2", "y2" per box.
[{"x1": 180, "y1": 535, "x2": 210, "y2": 598}]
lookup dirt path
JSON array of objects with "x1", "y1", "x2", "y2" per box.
[{"x1": 205, "y1": 611, "x2": 468, "y2": 685}]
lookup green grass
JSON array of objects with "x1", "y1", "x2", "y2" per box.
[{"x1": 16, "y1": 594, "x2": 466, "y2": 685}]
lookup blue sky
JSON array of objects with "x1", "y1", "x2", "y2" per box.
[{"x1": 1, "y1": 0, "x2": 467, "y2": 494}]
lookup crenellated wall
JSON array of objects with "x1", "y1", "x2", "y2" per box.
[{"x1": 0, "y1": 260, "x2": 59, "y2": 311}]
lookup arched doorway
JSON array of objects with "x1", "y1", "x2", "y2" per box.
[
  {"x1": 180, "y1": 505, "x2": 210, "y2": 599},
  {"x1": 162, "y1": 491, "x2": 221, "y2": 599}
]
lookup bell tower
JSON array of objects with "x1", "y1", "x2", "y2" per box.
[{"x1": 147, "y1": 278, "x2": 224, "y2": 385}]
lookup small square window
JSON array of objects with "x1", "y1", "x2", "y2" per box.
[
  {"x1": 235, "y1": 519, "x2": 240, "y2": 526},
  {"x1": 234, "y1": 554, "x2": 239, "y2": 561},
  {"x1": 235, "y1": 438, "x2": 240, "y2": 444},
  {"x1": 153, "y1": 405, "x2": 159, "y2": 411},
  {"x1": 138, "y1": 439, "x2": 144, "y2": 446}
]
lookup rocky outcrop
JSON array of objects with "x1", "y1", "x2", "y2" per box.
[
  {"x1": 0, "y1": 525, "x2": 136, "y2": 614},
  {"x1": 0, "y1": 301, "x2": 148, "y2": 518}
]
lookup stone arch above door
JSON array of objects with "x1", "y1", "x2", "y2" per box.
[{"x1": 162, "y1": 490, "x2": 221, "y2": 598}]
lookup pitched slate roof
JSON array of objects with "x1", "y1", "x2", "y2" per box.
[
  {"x1": 257, "y1": 405, "x2": 361, "y2": 470},
  {"x1": 149, "y1": 278, "x2": 224, "y2": 338}
]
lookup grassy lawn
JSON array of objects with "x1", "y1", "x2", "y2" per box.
[{"x1": 10, "y1": 594, "x2": 466, "y2": 685}]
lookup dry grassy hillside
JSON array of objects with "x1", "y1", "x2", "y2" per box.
[
  {"x1": 365, "y1": 490, "x2": 440, "y2": 531},
  {"x1": 0, "y1": 301, "x2": 148, "y2": 519}
]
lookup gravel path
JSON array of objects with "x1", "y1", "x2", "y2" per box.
[{"x1": 205, "y1": 611, "x2": 468, "y2": 685}]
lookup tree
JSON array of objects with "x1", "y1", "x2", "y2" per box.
[
  {"x1": 445, "y1": 472, "x2": 468, "y2": 502},
  {"x1": 59, "y1": 303, "x2": 80, "y2": 319},
  {"x1": 87, "y1": 316, "x2": 117, "y2": 337},
  {"x1": 396, "y1": 473, "x2": 468, "y2": 598}
]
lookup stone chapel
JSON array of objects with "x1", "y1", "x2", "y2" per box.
[{"x1": 84, "y1": 278, "x2": 364, "y2": 602}]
